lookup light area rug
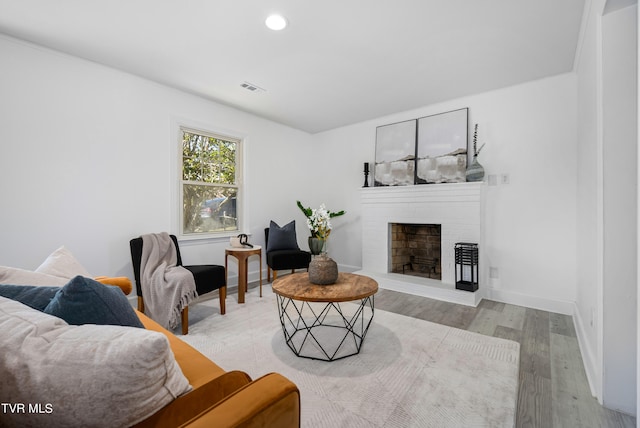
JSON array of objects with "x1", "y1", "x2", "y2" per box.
[{"x1": 182, "y1": 284, "x2": 520, "y2": 427}]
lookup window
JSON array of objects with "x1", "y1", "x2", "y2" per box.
[{"x1": 180, "y1": 128, "x2": 241, "y2": 236}]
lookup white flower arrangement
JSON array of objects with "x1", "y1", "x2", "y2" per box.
[
  {"x1": 297, "y1": 201, "x2": 345, "y2": 240},
  {"x1": 306, "y1": 204, "x2": 332, "y2": 239}
]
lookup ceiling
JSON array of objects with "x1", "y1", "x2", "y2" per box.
[{"x1": 0, "y1": 0, "x2": 586, "y2": 134}]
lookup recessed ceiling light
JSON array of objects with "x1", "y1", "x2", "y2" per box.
[{"x1": 265, "y1": 14, "x2": 287, "y2": 31}]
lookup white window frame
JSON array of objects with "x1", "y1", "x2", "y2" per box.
[{"x1": 174, "y1": 121, "x2": 244, "y2": 241}]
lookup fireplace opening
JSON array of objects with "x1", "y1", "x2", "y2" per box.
[{"x1": 390, "y1": 223, "x2": 441, "y2": 280}]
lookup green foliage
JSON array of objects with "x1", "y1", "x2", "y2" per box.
[
  {"x1": 182, "y1": 132, "x2": 236, "y2": 184},
  {"x1": 182, "y1": 132, "x2": 237, "y2": 233},
  {"x1": 296, "y1": 201, "x2": 312, "y2": 218},
  {"x1": 296, "y1": 201, "x2": 346, "y2": 239},
  {"x1": 296, "y1": 201, "x2": 345, "y2": 219}
]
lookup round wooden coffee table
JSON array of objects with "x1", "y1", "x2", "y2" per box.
[{"x1": 272, "y1": 272, "x2": 378, "y2": 361}]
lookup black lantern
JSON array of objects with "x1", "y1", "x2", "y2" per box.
[{"x1": 455, "y1": 242, "x2": 478, "y2": 292}]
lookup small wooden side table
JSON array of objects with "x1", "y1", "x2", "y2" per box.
[{"x1": 225, "y1": 245, "x2": 262, "y2": 303}]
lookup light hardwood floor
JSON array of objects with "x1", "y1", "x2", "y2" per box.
[
  {"x1": 226, "y1": 280, "x2": 635, "y2": 427},
  {"x1": 371, "y1": 287, "x2": 636, "y2": 428}
]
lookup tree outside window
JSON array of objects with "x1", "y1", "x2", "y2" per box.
[{"x1": 181, "y1": 129, "x2": 240, "y2": 235}]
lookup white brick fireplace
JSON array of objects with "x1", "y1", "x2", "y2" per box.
[{"x1": 358, "y1": 182, "x2": 484, "y2": 306}]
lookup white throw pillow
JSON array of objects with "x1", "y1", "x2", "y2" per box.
[
  {"x1": 35, "y1": 246, "x2": 92, "y2": 279},
  {"x1": 0, "y1": 296, "x2": 192, "y2": 428},
  {"x1": 0, "y1": 266, "x2": 68, "y2": 286}
]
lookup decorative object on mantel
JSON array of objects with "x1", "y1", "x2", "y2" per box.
[
  {"x1": 455, "y1": 242, "x2": 479, "y2": 292},
  {"x1": 466, "y1": 123, "x2": 486, "y2": 182},
  {"x1": 297, "y1": 201, "x2": 345, "y2": 284},
  {"x1": 374, "y1": 119, "x2": 417, "y2": 186},
  {"x1": 416, "y1": 107, "x2": 468, "y2": 184},
  {"x1": 363, "y1": 162, "x2": 370, "y2": 187},
  {"x1": 374, "y1": 108, "x2": 469, "y2": 186}
]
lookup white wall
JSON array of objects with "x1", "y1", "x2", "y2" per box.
[
  {"x1": 314, "y1": 73, "x2": 578, "y2": 314},
  {"x1": 0, "y1": 35, "x2": 314, "y2": 284},
  {"x1": 0, "y1": 31, "x2": 581, "y2": 319},
  {"x1": 602, "y1": 3, "x2": 637, "y2": 415},
  {"x1": 575, "y1": 0, "x2": 605, "y2": 401},
  {"x1": 575, "y1": 0, "x2": 639, "y2": 413},
  {"x1": 637, "y1": 2, "x2": 640, "y2": 419}
]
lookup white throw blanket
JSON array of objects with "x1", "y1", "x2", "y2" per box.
[{"x1": 140, "y1": 233, "x2": 197, "y2": 330}]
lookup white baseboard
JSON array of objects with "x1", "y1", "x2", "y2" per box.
[
  {"x1": 353, "y1": 270, "x2": 483, "y2": 307},
  {"x1": 228, "y1": 269, "x2": 267, "y2": 287},
  {"x1": 337, "y1": 264, "x2": 361, "y2": 273},
  {"x1": 231, "y1": 264, "x2": 362, "y2": 286},
  {"x1": 486, "y1": 289, "x2": 600, "y2": 403},
  {"x1": 236, "y1": 267, "x2": 575, "y2": 315},
  {"x1": 572, "y1": 303, "x2": 599, "y2": 399},
  {"x1": 484, "y1": 287, "x2": 574, "y2": 315}
]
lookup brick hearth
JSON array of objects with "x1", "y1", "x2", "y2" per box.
[
  {"x1": 390, "y1": 223, "x2": 442, "y2": 279},
  {"x1": 360, "y1": 182, "x2": 482, "y2": 288}
]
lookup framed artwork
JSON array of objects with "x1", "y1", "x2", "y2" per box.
[
  {"x1": 374, "y1": 119, "x2": 416, "y2": 186},
  {"x1": 416, "y1": 108, "x2": 468, "y2": 184}
]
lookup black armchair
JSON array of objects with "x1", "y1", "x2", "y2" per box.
[
  {"x1": 129, "y1": 234, "x2": 226, "y2": 334},
  {"x1": 265, "y1": 225, "x2": 311, "y2": 282}
]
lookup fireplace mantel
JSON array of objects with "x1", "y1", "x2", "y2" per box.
[{"x1": 357, "y1": 182, "x2": 483, "y2": 306}]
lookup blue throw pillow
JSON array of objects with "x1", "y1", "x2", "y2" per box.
[
  {"x1": 267, "y1": 220, "x2": 300, "y2": 252},
  {"x1": 44, "y1": 276, "x2": 144, "y2": 328},
  {"x1": 0, "y1": 284, "x2": 60, "y2": 311}
]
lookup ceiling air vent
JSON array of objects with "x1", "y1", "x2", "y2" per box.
[{"x1": 240, "y1": 81, "x2": 265, "y2": 92}]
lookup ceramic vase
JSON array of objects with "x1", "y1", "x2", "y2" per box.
[
  {"x1": 308, "y1": 237, "x2": 325, "y2": 255},
  {"x1": 308, "y1": 253, "x2": 339, "y2": 285},
  {"x1": 466, "y1": 156, "x2": 485, "y2": 182}
]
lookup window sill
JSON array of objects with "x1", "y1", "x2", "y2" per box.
[{"x1": 177, "y1": 232, "x2": 252, "y2": 246}]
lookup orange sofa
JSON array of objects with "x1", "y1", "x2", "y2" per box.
[
  {"x1": 0, "y1": 261, "x2": 299, "y2": 427},
  {"x1": 134, "y1": 311, "x2": 300, "y2": 428},
  {"x1": 97, "y1": 276, "x2": 301, "y2": 427}
]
